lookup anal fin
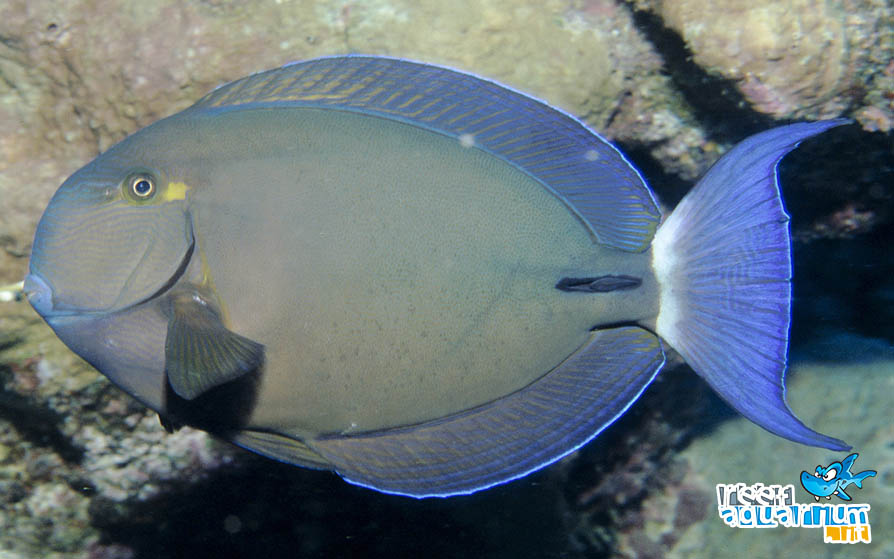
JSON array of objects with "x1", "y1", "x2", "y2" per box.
[
  {"x1": 309, "y1": 326, "x2": 665, "y2": 498},
  {"x1": 230, "y1": 429, "x2": 332, "y2": 470}
]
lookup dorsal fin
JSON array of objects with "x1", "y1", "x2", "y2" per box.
[{"x1": 190, "y1": 56, "x2": 660, "y2": 252}]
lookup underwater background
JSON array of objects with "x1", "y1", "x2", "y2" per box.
[{"x1": 0, "y1": 0, "x2": 891, "y2": 557}]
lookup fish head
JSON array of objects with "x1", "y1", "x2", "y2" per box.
[
  {"x1": 24, "y1": 137, "x2": 196, "y2": 412},
  {"x1": 800, "y1": 462, "x2": 842, "y2": 497},
  {"x1": 26, "y1": 151, "x2": 194, "y2": 318}
]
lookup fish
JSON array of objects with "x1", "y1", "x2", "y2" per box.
[
  {"x1": 800, "y1": 453, "x2": 876, "y2": 501},
  {"x1": 22, "y1": 55, "x2": 850, "y2": 498}
]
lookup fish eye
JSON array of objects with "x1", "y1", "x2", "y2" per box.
[
  {"x1": 816, "y1": 466, "x2": 822, "y2": 475},
  {"x1": 823, "y1": 468, "x2": 838, "y2": 481},
  {"x1": 125, "y1": 172, "x2": 157, "y2": 200}
]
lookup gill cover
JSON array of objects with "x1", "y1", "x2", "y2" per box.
[{"x1": 29, "y1": 160, "x2": 193, "y2": 315}]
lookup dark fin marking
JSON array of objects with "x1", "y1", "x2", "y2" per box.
[
  {"x1": 308, "y1": 326, "x2": 664, "y2": 498},
  {"x1": 163, "y1": 359, "x2": 262, "y2": 433},
  {"x1": 556, "y1": 275, "x2": 641, "y2": 293},
  {"x1": 164, "y1": 292, "x2": 264, "y2": 401},
  {"x1": 190, "y1": 55, "x2": 660, "y2": 252},
  {"x1": 651, "y1": 120, "x2": 851, "y2": 451},
  {"x1": 230, "y1": 430, "x2": 332, "y2": 471},
  {"x1": 158, "y1": 413, "x2": 183, "y2": 433}
]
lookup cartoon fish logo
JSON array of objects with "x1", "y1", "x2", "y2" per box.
[{"x1": 801, "y1": 453, "x2": 877, "y2": 501}]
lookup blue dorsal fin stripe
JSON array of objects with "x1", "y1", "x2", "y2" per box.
[{"x1": 191, "y1": 55, "x2": 660, "y2": 252}]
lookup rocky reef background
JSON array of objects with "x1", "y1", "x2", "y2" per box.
[{"x1": 0, "y1": 1, "x2": 891, "y2": 558}]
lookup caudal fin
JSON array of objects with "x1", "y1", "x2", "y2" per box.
[{"x1": 651, "y1": 120, "x2": 850, "y2": 451}]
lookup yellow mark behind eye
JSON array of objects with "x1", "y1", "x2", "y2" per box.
[{"x1": 163, "y1": 181, "x2": 190, "y2": 201}]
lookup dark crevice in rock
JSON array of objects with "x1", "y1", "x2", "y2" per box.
[
  {"x1": 612, "y1": 140, "x2": 693, "y2": 208},
  {"x1": 780, "y1": 125, "x2": 894, "y2": 238},
  {"x1": 0, "y1": 365, "x2": 84, "y2": 464},
  {"x1": 791, "y1": 228, "x2": 894, "y2": 357},
  {"x1": 628, "y1": 5, "x2": 776, "y2": 142}
]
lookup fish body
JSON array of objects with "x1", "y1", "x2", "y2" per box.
[
  {"x1": 24, "y1": 56, "x2": 849, "y2": 497},
  {"x1": 800, "y1": 453, "x2": 877, "y2": 501},
  {"x1": 139, "y1": 107, "x2": 656, "y2": 435}
]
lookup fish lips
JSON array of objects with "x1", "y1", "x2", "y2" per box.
[{"x1": 22, "y1": 272, "x2": 54, "y2": 317}]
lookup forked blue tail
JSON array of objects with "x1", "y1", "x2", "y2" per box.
[{"x1": 651, "y1": 120, "x2": 850, "y2": 451}]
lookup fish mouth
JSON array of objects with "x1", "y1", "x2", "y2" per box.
[
  {"x1": 26, "y1": 237, "x2": 196, "y2": 322},
  {"x1": 22, "y1": 272, "x2": 54, "y2": 316}
]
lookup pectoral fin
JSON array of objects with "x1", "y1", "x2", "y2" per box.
[{"x1": 164, "y1": 292, "x2": 264, "y2": 400}]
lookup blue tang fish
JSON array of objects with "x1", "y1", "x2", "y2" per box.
[
  {"x1": 23, "y1": 56, "x2": 849, "y2": 497},
  {"x1": 801, "y1": 453, "x2": 876, "y2": 501}
]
